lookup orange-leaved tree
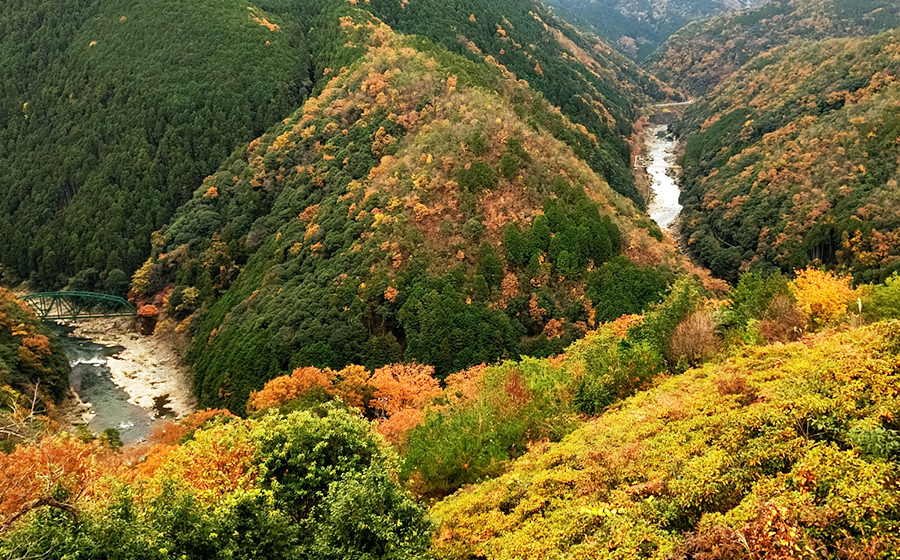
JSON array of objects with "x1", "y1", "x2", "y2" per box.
[
  {"x1": 0, "y1": 436, "x2": 115, "y2": 530},
  {"x1": 142, "y1": 420, "x2": 257, "y2": 501},
  {"x1": 370, "y1": 363, "x2": 441, "y2": 417},
  {"x1": 331, "y1": 364, "x2": 372, "y2": 411},
  {"x1": 247, "y1": 367, "x2": 334, "y2": 413},
  {"x1": 123, "y1": 409, "x2": 238, "y2": 480},
  {"x1": 443, "y1": 364, "x2": 486, "y2": 407},
  {"x1": 370, "y1": 363, "x2": 441, "y2": 446}
]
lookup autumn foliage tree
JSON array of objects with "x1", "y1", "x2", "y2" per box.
[
  {"x1": 0, "y1": 436, "x2": 111, "y2": 530},
  {"x1": 248, "y1": 367, "x2": 334, "y2": 413},
  {"x1": 0, "y1": 288, "x2": 70, "y2": 408},
  {"x1": 790, "y1": 268, "x2": 854, "y2": 328},
  {"x1": 368, "y1": 363, "x2": 441, "y2": 446}
]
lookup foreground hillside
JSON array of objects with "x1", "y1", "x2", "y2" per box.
[
  {"x1": 137, "y1": 4, "x2": 696, "y2": 412},
  {"x1": 648, "y1": 0, "x2": 900, "y2": 95},
  {"x1": 431, "y1": 321, "x2": 900, "y2": 558},
  {"x1": 0, "y1": 405, "x2": 433, "y2": 559},
  {"x1": 674, "y1": 30, "x2": 900, "y2": 282},
  {"x1": 4, "y1": 268, "x2": 900, "y2": 558}
]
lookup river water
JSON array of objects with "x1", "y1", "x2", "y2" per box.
[
  {"x1": 644, "y1": 124, "x2": 682, "y2": 230},
  {"x1": 54, "y1": 325, "x2": 176, "y2": 443}
]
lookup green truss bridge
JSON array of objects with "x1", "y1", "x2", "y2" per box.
[{"x1": 20, "y1": 292, "x2": 137, "y2": 321}]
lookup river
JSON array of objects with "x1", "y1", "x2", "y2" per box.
[
  {"x1": 53, "y1": 319, "x2": 196, "y2": 443},
  {"x1": 644, "y1": 123, "x2": 682, "y2": 230}
]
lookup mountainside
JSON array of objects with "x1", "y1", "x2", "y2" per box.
[
  {"x1": 674, "y1": 30, "x2": 900, "y2": 282},
  {"x1": 0, "y1": 0, "x2": 312, "y2": 288},
  {"x1": 648, "y1": 0, "x2": 900, "y2": 95},
  {"x1": 431, "y1": 321, "x2": 900, "y2": 558},
  {"x1": 549, "y1": 0, "x2": 751, "y2": 60},
  {"x1": 361, "y1": 0, "x2": 681, "y2": 148},
  {"x1": 0, "y1": 288, "x2": 70, "y2": 450},
  {"x1": 133, "y1": 2, "x2": 699, "y2": 412},
  {"x1": 0, "y1": 0, "x2": 681, "y2": 291}
]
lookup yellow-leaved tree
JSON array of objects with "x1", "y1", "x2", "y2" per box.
[{"x1": 790, "y1": 268, "x2": 854, "y2": 328}]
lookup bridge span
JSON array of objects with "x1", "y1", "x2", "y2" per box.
[{"x1": 20, "y1": 292, "x2": 137, "y2": 321}]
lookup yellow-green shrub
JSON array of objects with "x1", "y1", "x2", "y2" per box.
[{"x1": 430, "y1": 322, "x2": 900, "y2": 559}]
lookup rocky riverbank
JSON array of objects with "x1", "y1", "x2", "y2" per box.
[{"x1": 54, "y1": 317, "x2": 197, "y2": 440}]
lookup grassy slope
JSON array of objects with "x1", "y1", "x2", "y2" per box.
[{"x1": 431, "y1": 322, "x2": 900, "y2": 559}]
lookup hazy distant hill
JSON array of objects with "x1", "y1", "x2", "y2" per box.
[
  {"x1": 548, "y1": 0, "x2": 760, "y2": 60},
  {"x1": 649, "y1": 0, "x2": 900, "y2": 95}
]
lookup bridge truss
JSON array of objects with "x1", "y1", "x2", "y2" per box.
[{"x1": 20, "y1": 292, "x2": 137, "y2": 321}]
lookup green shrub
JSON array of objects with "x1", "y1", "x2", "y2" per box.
[
  {"x1": 466, "y1": 132, "x2": 489, "y2": 157},
  {"x1": 722, "y1": 271, "x2": 792, "y2": 330},
  {"x1": 862, "y1": 272, "x2": 900, "y2": 321},
  {"x1": 628, "y1": 277, "x2": 704, "y2": 370},
  {"x1": 251, "y1": 405, "x2": 386, "y2": 521},
  {"x1": 401, "y1": 359, "x2": 576, "y2": 496},
  {"x1": 586, "y1": 257, "x2": 670, "y2": 322},
  {"x1": 574, "y1": 331, "x2": 664, "y2": 415},
  {"x1": 500, "y1": 153, "x2": 518, "y2": 180},
  {"x1": 311, "y1": 467, "x2": 432, "y2": 560}
]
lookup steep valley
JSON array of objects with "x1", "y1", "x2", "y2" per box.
[{"x1": 2, "y1": 0, "x2": 900, "y2": 558}]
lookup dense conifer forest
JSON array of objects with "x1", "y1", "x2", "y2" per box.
[{"x1": 0, "y1": 0, "x2": 312, "y2": 288}]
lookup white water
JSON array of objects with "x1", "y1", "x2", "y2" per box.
[{"x1": 644, "y1": 124, "x2": 682, "y2": 230}]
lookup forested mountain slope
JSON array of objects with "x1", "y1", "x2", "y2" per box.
[
  {"x1": 359, "y1": 0, "x2": 682, "y2": 187},
  {"x1": 270, "y1": 0, "x2": 681, "y2": 209},
  {"x1": 673, "y1": 30, "x2": 900, "y2": 282},
  {"x1": 0, "y1": 0, "x2": 679, "y2": 292},
  {"x1": 548, "y1": 0, "x2": 752, "y2": 60},
  {"x1": 136, "y1": 3, "x2": 696, "y2": 412},
  {"x1": 648, "y1": 0, "x2": 900, "y2": 95},
  {"x1": 0, "y1": 0, "x2": 312, "y2": 288},
  {"x1": 0, "y1": 289, "x2": 69, "y2": 402}
]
